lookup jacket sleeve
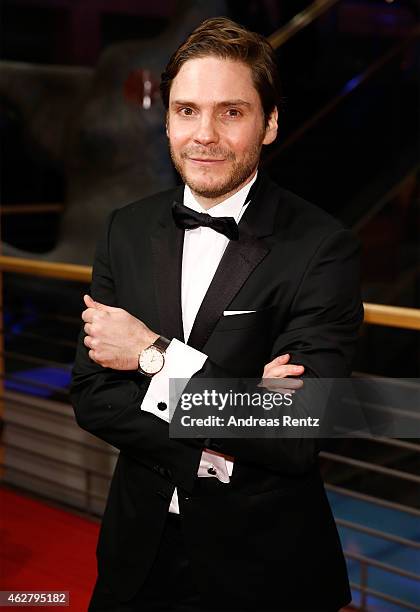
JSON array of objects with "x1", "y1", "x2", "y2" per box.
[
  {"x1": 187, "y1": 228, "x2": 364, "y2": 475},
  {"x1": 69, "y1": 211, "x2": 203, "y2": 493}
]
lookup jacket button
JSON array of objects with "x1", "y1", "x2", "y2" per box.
[{"x1": 157, "y1": 402, "x2": 167, "y2": 411}]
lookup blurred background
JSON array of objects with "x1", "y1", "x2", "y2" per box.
[{"x1": 0, "y1": 0, "x2": 419, "y2": 610}]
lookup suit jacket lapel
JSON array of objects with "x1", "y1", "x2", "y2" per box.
[
  {"x1": 150, "y1": 173, "x2": 281, "y2": 351},
  {"x1": 186, "y1": 230, "x2": 270, "y2": 351},
  {"x1": 187, "y1": 172, "x2": 281, "y2": 352},
  {"x1": 150, "y1": 187, "x2": 185, "y2": 342}
]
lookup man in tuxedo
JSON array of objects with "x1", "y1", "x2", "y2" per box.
[{"x1": 70, "y1": 17, "x2": 363, "y2": 612}]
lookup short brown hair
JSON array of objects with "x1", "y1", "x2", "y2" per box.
[{"x1": 160, "y1": 17, "x2": 282, "y2": 125}]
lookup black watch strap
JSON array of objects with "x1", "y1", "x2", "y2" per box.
[{"x1": 153, "y1": 336, "x2": 171, "y2": 353}]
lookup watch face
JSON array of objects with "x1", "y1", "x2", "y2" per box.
[{"x1": 139, "y1": 346, "x2": 164, "y2": 375}]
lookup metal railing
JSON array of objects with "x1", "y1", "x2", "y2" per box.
[
  {"x1": 1, "y1": 204, "x2": 64, "y2": 215},
  {"x1": 321, "y1": 437, "x2": 420, "y2": 611},
  {"x1": 347, "y1": 551, "x2": 420, "y2": 612},
  {"x1": 267, "y1": 0, "x2": 340, "y2": 49},
  {"x1": 1, "y1": 255, "x2": 419, "y2": 330}
]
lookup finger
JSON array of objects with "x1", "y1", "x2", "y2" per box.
[
  {"x1": 81, "y1": 308, "x2": 95, "y2": 323},
  {"x1": 265, "y1": 364, "x2": 304, "y2": 378},
  {"x1": 260, "y1": 377, "x2": 304, "y2": 391},
  {"x1": 258, "y1": 383, "x2": 296, "y2": 393},
  {"x1": 84, "y1": 294, "x2": 97, "y2": 308},
  {"x1": 264, "y1": 354, "x2": 290, "y2": 369},
  {"x1": 84, "y1": 335, "x2": 93, "y2": 349},
  {"x1": 88, "y1": 349, "x2": 96, "y2": 362},
  {"x1": 83, "y1": 294, "x2": 108, "y2": 312},
  {"x1": 84, "y1": 323, "x2": 92, "y2": 335},
  {"x1": 84, "y1": 294, "x2": 117, "y2": 312},
  {"x1": 273, "y1": 353, "x2": 290, "y2": 364}
]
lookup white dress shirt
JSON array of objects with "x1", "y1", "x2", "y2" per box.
[{"x1": 140, "y1": 171, "x2": 258, "y2": 513}]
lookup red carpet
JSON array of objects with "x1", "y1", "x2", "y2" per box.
[
  {"x1": 0, "y1": 487, "x2": 99, "y2": 610},
  {"x1": 0, "y1": 486, "x2": 355, "y2": 611}
]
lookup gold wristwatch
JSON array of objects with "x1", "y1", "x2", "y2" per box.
[{"x1": 138, "y1": 336, "x2": 170, "y2": 377}]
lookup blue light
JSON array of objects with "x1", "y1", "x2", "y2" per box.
[
  {"x1": 6, "y1": 366, "x2": 72, "y2": 397},
  {"x1": 342, "y1": 75, "x2": 364, "y2": 95}
]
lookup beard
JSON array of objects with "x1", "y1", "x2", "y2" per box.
[{"x1": 169, "y1": 139, "x2": 263, "y2": 200}]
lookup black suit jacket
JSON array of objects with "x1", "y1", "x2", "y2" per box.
[{"x1": 70, "y1": 172, "x2": 363, "y2": 610}]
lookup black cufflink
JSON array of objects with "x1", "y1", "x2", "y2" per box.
[{"x1": 157, "y1": 402, "x2": 167, "y2": 411}]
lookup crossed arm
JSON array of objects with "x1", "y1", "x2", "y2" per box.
[
  {"x1": 71, "y1": 300, "x2": 301, "y2": 493},
  {"x1": 70, "y1": 218, "x2": 363, "y2": 488},
  {"x1": 81, "y1": 293, "x2": 304, "y2": 381}
]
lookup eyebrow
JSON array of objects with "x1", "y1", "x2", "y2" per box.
[
  {"x1": 171, "y1": 99, "x2": 252, "y2": 109},
  {"x1": 219, "y1": 100, "x2": 252, "y2": 108}
]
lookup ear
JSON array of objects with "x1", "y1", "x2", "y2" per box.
[
  {"x1": 165, "y1": 113, "x2": 169, "y2": 138},
  {"x1": 262, "y1": 107, "x2": 278, "y2": 146}
]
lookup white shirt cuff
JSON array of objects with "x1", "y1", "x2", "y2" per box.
[
  {"x1": 140, "y1": 338, "x2": 207, "y2": 423},
  {"x1": 199, "y1": 449, "x2": 234, "y2": 481}
]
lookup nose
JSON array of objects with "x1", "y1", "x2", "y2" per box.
[{"x1": 193, "y1": 113, "x2": 219, "y2": 146}]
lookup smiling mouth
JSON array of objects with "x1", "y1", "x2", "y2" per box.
[{"x1": 189, "y1": 158, "x2": 225, "y2": 163}]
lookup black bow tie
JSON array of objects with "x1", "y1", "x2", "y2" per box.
[{"x1": 172, "y1": 201, "x2": 239, "y2": 241}]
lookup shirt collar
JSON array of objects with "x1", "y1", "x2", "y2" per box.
[{"x1": 183, "y1": 170, "x2": 258, "y2": 223}]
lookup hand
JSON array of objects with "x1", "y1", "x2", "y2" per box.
[
  {"x1": 258, "y1": 354, "x2": 304, "y2": 393},
  {"x1": 81, "y1": 295, "x2": 158, "y2": 370}
]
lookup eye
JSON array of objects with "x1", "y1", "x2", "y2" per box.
[
  {"x1": 179, "y1": 107, "x2": 194, "y2": 116},
  {"x1": 225, "y1": 108, "x2": 241, "y2": 118}
]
